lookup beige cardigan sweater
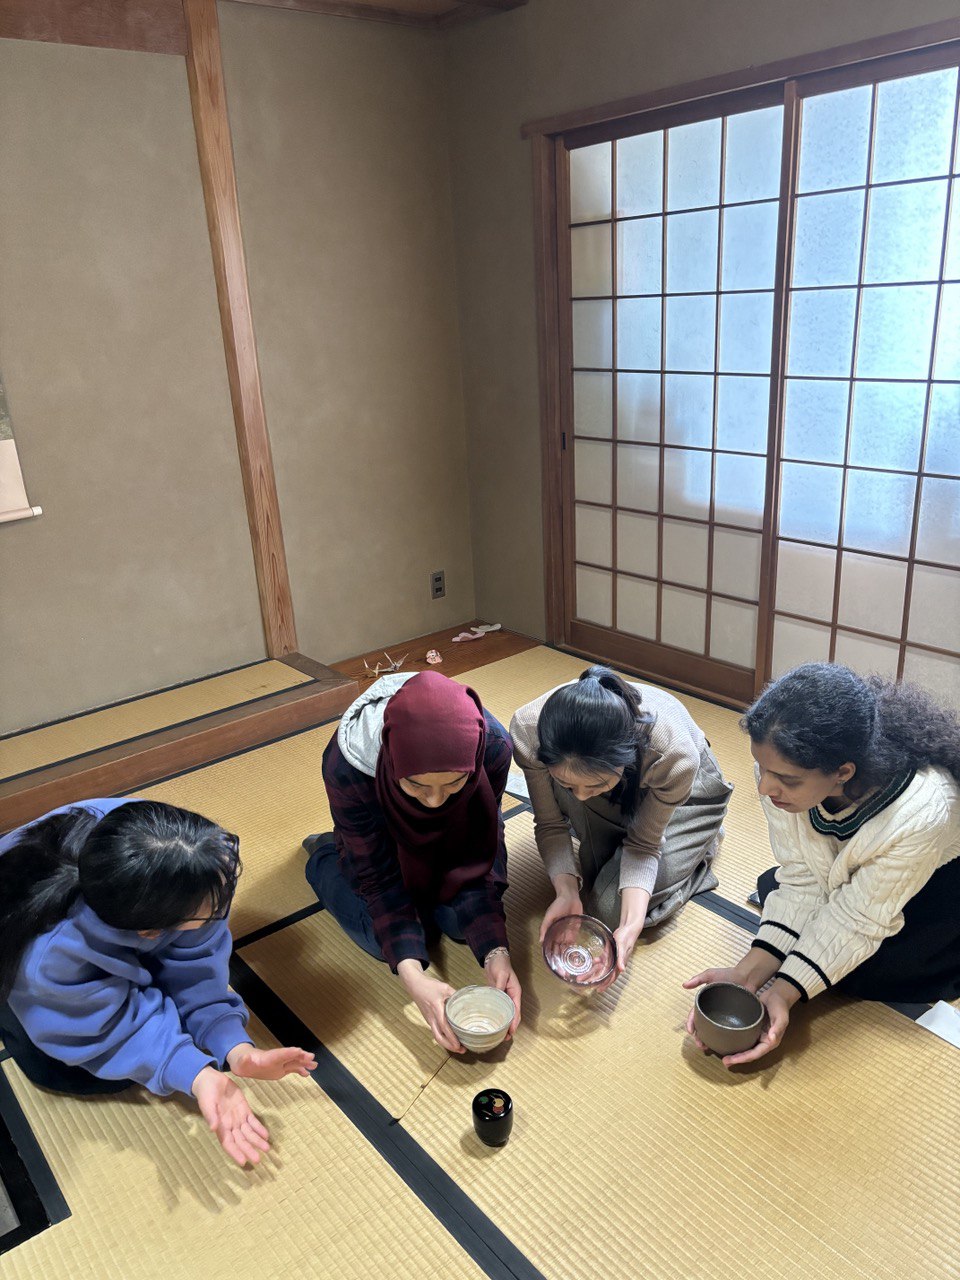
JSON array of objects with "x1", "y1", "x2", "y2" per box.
[
  {"x1": 755, "y1": 765, "x2": 960, "y2": 999},
  {"x1": 509, "y1": 681, "x2": 707, "y2": 896}
]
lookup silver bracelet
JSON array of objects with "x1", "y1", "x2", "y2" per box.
[{"x1": 483, "y1": 946, "x2": 510, "y2": 968}]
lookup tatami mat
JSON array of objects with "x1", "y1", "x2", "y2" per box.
[
  {"x1": 0, "y1": 1015, "x2": 485, "y2": 1280},
  {"x1": 141, "y1": 721, "x2": 337, "y2": 939},
  {"x1": 0, "y1": 661, "x2": 310, "y2": 781},
  {"x1": 401, "y1": 813, "x2": 960, "y2": 1280}
]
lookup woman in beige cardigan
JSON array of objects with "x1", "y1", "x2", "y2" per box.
[
  {"x1": 510, "y1": 666, "x2": 732, "y2": 990},
  {"x1": 685, "y1": 663, "x2": 960, "y2": 1067}
]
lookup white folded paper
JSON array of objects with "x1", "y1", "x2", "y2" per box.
[{"x1": 916, "y1": 1001, "x2": 960, "y2": 1049}]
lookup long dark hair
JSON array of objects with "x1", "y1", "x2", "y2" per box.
[
  {"x1": 0, "y1": 801, "x2": 241, "y2": 1000},
  {"x1": 742, "y1": 663, "x2": 960, "y2": 797},
  {"x1": 537, "y1": 666, "x2": 656, "y2": 816}
]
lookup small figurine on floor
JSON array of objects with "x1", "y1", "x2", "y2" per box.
[
  {"x1": 0, "y1": 800, "x2": 317, "y2": 1167},
  {"x1": 363, "y1": 651, "x2": 409, "y2": 679}
]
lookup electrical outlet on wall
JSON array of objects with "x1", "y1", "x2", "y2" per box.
[{"x1": 430, "y1": 569, "x2": 445, "y2": 600}]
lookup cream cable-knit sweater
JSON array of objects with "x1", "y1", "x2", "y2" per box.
[
  {"x1": 755, "y1": 765, "x2": 960, "y2": 1000},
  {"x1": 509, "y1": 681, "x2": 707, "y2": 895}
]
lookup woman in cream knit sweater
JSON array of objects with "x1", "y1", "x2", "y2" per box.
[{"x1": 685, "y1": 663, "x2": 960, "y2": 1066}]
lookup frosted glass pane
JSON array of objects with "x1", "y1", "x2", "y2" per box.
[
  {"x1": 665, "y1": 210, "x2": 719, "y2": 293},
  {"x1": 721, "y1": 202, "x2": 779, "y2": 291},
  {"x1": 716, "y1": 375, "x2": 769, "y2": 453},
  {"x1": 617, "y1": 132, "x2": 664, "y2": 218},
  {"x1": 779, "y1": 462, "x2": 843, "y2": 543},
  {"x1": 793, "y1": 189, "x2": 865, "y2": 287},
  {"x1": 617, "y1": 511, "x2": 659, "y2": 577},
  {"x1": 848, "y1": 381, "x2": 925, "y2": 470},
  {"x1": 834, "y1": 632, "x2": 900, "y2": 679},
  {"x1": 873, "y1": 69, "x2": 959, "y2": 184},
  {"x1": 618, "y1": 218, "x2": 662, "y2": 295},
  {"x1": 618, "y1": 443, "x2": 660, "y2": 511},
  {"x1": 618, "y1": 373, "x2": 661, "y2": 442},
  {"x1": 618, "y1": 297, "x2": 661, "y2": 369},
  {"x1": 574, "y1": 372, "x2": 613, "y2": 438},
  {"x1": 573, "y1": 300, "x2": 612, "y2": 368},
  {"x1": 916, "y1": 477, "x2": 960, "y2": 566},
  {"x1": 797, "y1": 86, "x2": 871, "y2": 193},
  {"x1": 713, "y1": 528, "x2": 761, "y2": 599},
  {"x1": 617, "y1": 575, "x2": 658, "y2": 639},
  {"x1": 856, "y1": 286, "x2": 938, "y2": 380},
  {"x1": 570, "y1": 143, "x2": 611, "y2": 223},
  {"x1": 575, "y1": 504, "x2": 613, "y2": 566},
  {"x1": 946, "y1": 187, "x2": 960, "y2": 280},
  {"x1": 576, "y1": 565, "x2": 612, "y2": 626},
  {"x1": 661, "y1": 585, "x2": 707, "y2": 653},
  {"x1": 662, "y1": 518, "x2": 709, "y2": 588},
  {"x1": 787, "y1": 289, "x2": 857, "y2": 376},
  {"x1": 843, "y1": 469, "x2": 915, "y2": 555},
  {"x1": 908, "y1": 563, "x2": 960, "y2": 650},
  {"x1": 772, "y1": 616, "x2": 831, "y2": 676},
  {"x1": 925, "y1": 383, "x2": 960, "y2": 476},
  {"x1": 571, "y1": 223, "x2": 612, "y2": 297},
  {"x1": 782, "y1": 378, "x2": 848, "y2": 463},
  {"x1": 775, "y1": 540, "x2": 836, "y2": 621},
  {"x1": 863, "y1": 180, "x2": 948, "y2": 284},
  {"x1": 718, "y1": 292, "x2": 773, "y2": 374},
  {"x1": 714, "y1": 453, "x2": 765, "y2": 529},
  {"x1": 665, "y1": 295, "x2": 715, "y2": 371},
  {"x1": 574, "y1": 440, "x2": 612, "y2": 505},
  {"x1": 934, "y1": 284, "x2": 960, "y2": 380},
  {"x1": 663, "y1": 447, "x2": 711, "y2": 518},
  {"x1": 724, "y1": 106, "x2": 783, "y2": 203},
  {"x1": 902, "y1": 648, "x2": 960, "y2": 714},
  {"x1": 710, "y1": 598, "x2": 757, "y2": 666},
  {"x1": 838, "y1": 551, "x2": 907, "y2": 637},
  {"x1": 666, "y1": 118, "x2": 721, "y2": 212},
  {"x1": 664, "y1": 374, "x2": 713, "y2": 447}
]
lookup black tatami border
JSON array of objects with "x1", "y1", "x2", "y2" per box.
[
  {"x1": 229, "y1": 954, "x2": 547, "y2": 1280},
  {"x1": 0, "y1": 1064, "x2": 70, "y2": 1257}
]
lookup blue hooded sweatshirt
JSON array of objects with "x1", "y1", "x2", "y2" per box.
[{"x1": 0, "y1": 799, "x2": 249, "y2": 1096}]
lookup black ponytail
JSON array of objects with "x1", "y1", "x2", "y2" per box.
[
  {"x1": 537, "y1": 666, "x2": 655, "y2": 816},
  {"x1": 742, "y1": 663, "x2": 960, "y2": 797},
  {"x1": 0, "y1": 801, "x2": 241, "y2": 1001}
]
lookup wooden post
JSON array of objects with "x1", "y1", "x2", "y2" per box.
[{"x1": 182, "y1": 0, "x2": 298, "y2": 657}]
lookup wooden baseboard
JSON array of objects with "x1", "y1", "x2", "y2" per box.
[{"x1": 0, "y1": 655, "x2": 357, "y2": 833}]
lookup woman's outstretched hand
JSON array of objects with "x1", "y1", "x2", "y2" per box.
[
  {"x1": 484, "y1": 951, "x2": 522, "y2": 1037},
  {"x1": 191, "y1": 1065, "x2": 271, "y2": 1167},
  {"x1": 397, "y1": 961, "x2": 464, "y2": 1054},
  {"x1": 227, "y1": 1043, "x2": 317, "y2": 1080}
]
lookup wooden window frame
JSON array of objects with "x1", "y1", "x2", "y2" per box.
[{"x1": 527, "y1": 19, "x2": 960, "y2": 707}]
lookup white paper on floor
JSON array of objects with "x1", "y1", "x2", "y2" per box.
[{"x1": 916, "y1": 1001, "x2": 960, "y2": 1049}]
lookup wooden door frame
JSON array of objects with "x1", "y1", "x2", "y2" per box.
[
  {"x1": 0, "y1": 0, "x2": 298, "y2": 657},
  {"x1": 528, "y1": 19, "x2": 960, "y2": 704}
]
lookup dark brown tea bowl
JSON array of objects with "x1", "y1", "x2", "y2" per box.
[{"x1": 693, "y1": 982, "x2": 765, "y2": 1056}]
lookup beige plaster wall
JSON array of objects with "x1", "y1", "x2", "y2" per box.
[
  {"x1": 0, "y1": 38, "x2": 265, "y2": 733},
  {"x1": 442, "y1": 0, "x2": 960, "y2": 640},
  {"x1": 219, "y1": 3, "x2": 476, "y2": 662}
]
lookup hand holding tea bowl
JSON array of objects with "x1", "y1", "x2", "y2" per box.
[{"x1": 684, "y1": 964, "x2": 802, "y2": 1066}]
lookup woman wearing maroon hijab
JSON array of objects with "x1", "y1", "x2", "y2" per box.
[{"x1": 303, "y1": 671, "x2": 520, "y2": 1053}]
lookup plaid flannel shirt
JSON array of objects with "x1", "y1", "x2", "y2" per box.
[{"x1": 321, "y1": 711, "x2": 512, "y2": 973}]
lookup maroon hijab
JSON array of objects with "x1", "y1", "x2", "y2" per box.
[{"x1": 375, "y1": 672, "x2": 498, "y2": 903}]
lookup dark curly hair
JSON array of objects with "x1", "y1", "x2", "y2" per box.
[
  {"x1": 536, "y1": 666, "x2": 656, "y2": 817},
  {"x1": 742, "y1": 663, "x2": 960, "y2": 797}
]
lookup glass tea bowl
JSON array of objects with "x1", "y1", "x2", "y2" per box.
[
  {"x1": 445, "y1": 985, "x2": 515, "y2": 1053},
  {"x1": 542, "y1": 914, "x2": 618, "y2": 988}
]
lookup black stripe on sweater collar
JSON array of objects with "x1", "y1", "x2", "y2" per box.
[{"x1": 808, "y1": 769, "x2": 916, "y2": 841}]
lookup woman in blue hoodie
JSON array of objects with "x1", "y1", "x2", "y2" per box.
[{"x1": 0, "y1": 798, "x2": 316, "y2": 1166}]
